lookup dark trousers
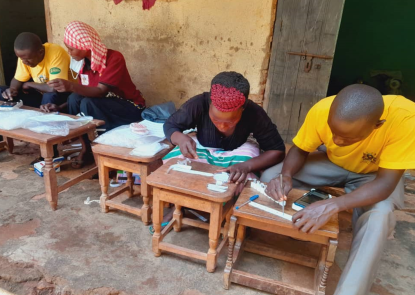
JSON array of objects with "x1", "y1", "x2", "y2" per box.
[
  {"x1": 67, "y1": 93, "x2": 144, "y2": 131},
  {"x1": 0, "y1": 86, "x2": 69, "y2": 109}
]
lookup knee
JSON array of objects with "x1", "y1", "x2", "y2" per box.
[
  {"x1": 260, "y1": 162, "x2": 283, "y2": 182},
  {"x1": 80, "y1": 97, "x2": 95, "y2": 109},
  {"x1": 41, "y1": 92, "x2": 58, "y2": 104},
  {"x1": 68, "y1": 93, "x2": 83, "y2": 105}
]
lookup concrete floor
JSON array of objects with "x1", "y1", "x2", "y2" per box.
[{"x1": 0, "y1": 142, "x2": 414, "y2": 295}]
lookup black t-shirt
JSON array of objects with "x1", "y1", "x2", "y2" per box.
[{"x1": 164, "y1": 92, "x2": 285, "y2": 152}]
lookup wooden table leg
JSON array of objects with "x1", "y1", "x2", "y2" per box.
[
  {"x1": 40, "y1": 144, "x2": 58, "y2": 210},
  {"x1": 222, "y1": 206, "x2": 233, "y2": 239},
  {"x1": 173, "y1": 205, "x2": 182, "y2": 232},
  {"x1": 317, "y1": 239, "x2": 338, "y2": 294},
  {"x1": 126, "y1": 172, "x2": 134, "y2": 198},
  {"x1": 98, "y1": 157, "x2": 110, "y2": 213},
  {"x1": 140, "y1": 164, "x2": 151, "y2": 225},
  {"x1": 206, "y1": 202, "x2": 223, "y2": 272},
  {"x1": 152, "y1": 188, "x2": 164, "y2": 257},
  {"x1": 224, "y1": 215, "x2": 238, "y2": 289},
  {"x1": 233, "y1": 224, "x2": 246, "y2": 262},
  {"x1": 6, "y1": 137, "x2": 14, "y2": 154}
]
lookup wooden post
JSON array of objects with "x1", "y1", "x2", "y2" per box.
[{"x1": 0, "y1": 43, "x2": 5, "y2": 85}]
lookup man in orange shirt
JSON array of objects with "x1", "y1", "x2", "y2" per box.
[{"x1": 261, "y1": 84, "x2": 415, "y2": 295}]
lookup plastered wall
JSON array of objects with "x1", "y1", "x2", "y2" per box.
[{"x1": 46, "y1": 0, "x2": 277, "y2": 107}]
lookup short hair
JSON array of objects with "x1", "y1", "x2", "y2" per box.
[
  {"x1": 211, "y1": 71, "x2": 250, "y2": 99},
  {"x1": 14, "y1": 32, "x2": 43, "y2": 52},
  {"x1": 331, "y1": 84, "x2": 384, "y2": 123}
]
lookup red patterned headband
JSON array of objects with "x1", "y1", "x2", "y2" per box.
[{"x1": 210, "y1": 84, "x2": 246, "y2": 112}]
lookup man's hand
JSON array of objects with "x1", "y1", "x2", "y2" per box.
[
  {"x1": 171, "y1": 132, "x2": 199, "y2": 159},
  {"x1": 47, "y1": 79, "x2": 74, "y2": 93},
  {"x1": 292, "y1": 199, "x2": 339, "y2": 233},
  {"x1": 1, "y1": 88, "x2": 18, "y2": 100},
  {"x1": 265, "y1": 175, "x2": 292, "y2": 202},
  {"x1": 40, "y1": 103, "x2": 60, "y2": 113},
  {"x1": 218, "y1": 162, "x2": 251, "y2": 184}
]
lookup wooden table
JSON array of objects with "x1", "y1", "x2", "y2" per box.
[
  {"x1": 224, "y1": 186, "x2": 339, "y2": 295},
  {"x1": 147, "y1": 161, "x2": 237, "y2": 272},
  {"x1": 0, "y1": 106, "x2": 104, "y2": 210},
  {"x1": 92, "y1": 143, "x2": 173, "y2": 224}
]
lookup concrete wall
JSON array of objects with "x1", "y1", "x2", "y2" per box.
[
  {"x1": 46, "y1": 0, "x2": 277, "y2": 107},
  {"x1": 0, "y1": 0, "x2": 47, "y2": 84}
]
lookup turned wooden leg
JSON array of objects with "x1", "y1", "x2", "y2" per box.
[
  {"x1": 152, "y1": 188, "x2": 164, "y2": 257},
  {"x1": 40, "y1": 144, "x2": 58, "y2": 210},
  {"x1": 126, "y1": 172, "x2": 134, "y2": 198},
  {"x1": 222, "y1": 207, "x2": 233, "y2": 239},
  {"x1": 6, "y1": 137, "x2": 14, "y2": 154},
  {"x1": 318, "y1": 239, "x2": 338, "y2": 294},
  {"x1": 223, "y1": 216, "x2": 237, "y2": 289},
  {"x1": 140, "y1": 164, "x2": 151, "y2": 225},
  {"x1": 97, "y1": 157, "x2": 110, "y2": 213},
  {"x1": 206, "y1": 202, "x2": 223, "y2": 272},
  {"x1": 314, "y1": 245, "x2": 328, "y2": 295},
  {"x1": 173, "y1": 204, "x2": 182, "y2": 232}
]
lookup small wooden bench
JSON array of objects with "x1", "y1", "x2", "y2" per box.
[
  {"x1": 224, "y1": 185, "x2": 339, "y2": 295},
  {"x1": 92, "y1": 143, "x2": 172, "y2": 225},
  {"x1": 147, "y1": 161, "x2": 236, "y2": 272},
  {"x1": 0, "y1": 106, "x2": 104, "y2": 210}
]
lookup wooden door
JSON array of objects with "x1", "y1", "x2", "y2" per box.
[
  {"x1": 0, "y1": 43, "x2": 5, "y2": 85},
  {"x1": 265, "y1": 0, "x2": 345, "y2": 143}
]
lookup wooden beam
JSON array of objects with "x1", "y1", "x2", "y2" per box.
[
  {"x1": 231, "y1": 270, "x2": 314, "y2": 295},
  {"x1": 244, "y1": 240, "x2": 318, "y2": 269},
  {"x1": 43, "y1": 0, "x2": 53, "y2": 42}
]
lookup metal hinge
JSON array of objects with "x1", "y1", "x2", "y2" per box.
[{"x1": 287, "y1": 51, "x2": 333, "y2": 73}]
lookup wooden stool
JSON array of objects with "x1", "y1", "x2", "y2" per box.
[
  {"x1": 92, "y1": 143, "x2": 172, "y2": 225},
  {"x1": 224, "y1": 186, "x2": 339, "y2": 295},
  {"x1": 147, "y1": 161, "x2": 236, "y2": 272}
]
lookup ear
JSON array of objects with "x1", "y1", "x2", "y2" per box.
[{"x1": 374, "y1": 119, "x2": 386, "y2": 129}]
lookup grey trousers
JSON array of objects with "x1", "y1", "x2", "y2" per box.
[{"x1": 260, "y1": 150, "x2": 404, "y2": 295}]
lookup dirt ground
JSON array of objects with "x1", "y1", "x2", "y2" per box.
[{"x1": 0, "y1": 141, "x2": 414, "y2": 295}]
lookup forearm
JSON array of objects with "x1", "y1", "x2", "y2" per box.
[
  {"x1": 10, "y1": 78, "x2": 23, "y2": 91},
  {"x1": 25, "y1": 82, "x2": 55, "y2": 93},
  {"x1": 245, "y1": 150, "x2": 285, "y2": 172},
  {"x1": 333, "y1": 170, "x2": 404, "y2": 211},
  {"x1": 72, "y1": 83, "x2": 107, "y2": 98},
  {"x1": 281, "y1": 145, "x2": 309, "y2": 177},
  {"x1": 170, "y1": 131, "x2": 185, "y2": 146}
]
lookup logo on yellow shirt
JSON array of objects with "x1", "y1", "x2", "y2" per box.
[
  {"x1": 38, "y1": 75, "x2": 48, "y2": 83},
  {"x1": 50, "y1": 67, "x2": 61, "y2": 75},
  {"x1": 362, "y1": 152, "x2": 378, "y2": 164}
]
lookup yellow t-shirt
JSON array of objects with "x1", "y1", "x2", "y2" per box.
[
  {"x1": 293, "y1": 95, "x2": 415, "y2": 174},
  {"x1": 14, "y1": 43, "x2": 74, "y2": 83}
]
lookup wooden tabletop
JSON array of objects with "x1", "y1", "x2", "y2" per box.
[
  {"x1": 92, "y1": 141, "x2": 173, "y2": 163},
  {"x1": 234, "y1": 186, "x2": 339, "y2": 238},
  {"x1": 147, "y1": 160, "x2": 236, "y2": 202},
  {"x1": 0, "y1": 106, "x2": 105, "y2": 144}
]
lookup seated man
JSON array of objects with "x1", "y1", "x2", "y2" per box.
[
  {"x1": 46, "y1": 21, "x2": 145, "y2": 131},
  {"x1": 261, "y1": 84, "x2": 415, "y2": 295},
  {"x1": 46, "y1": 21, "x2": 146, "y2": 167},
  {"x1": 0, "y1": 32, "x2": 72, "y2": 109},
  {"x1": 164, "y1": 71, "x2": 286, "y2": 191}
]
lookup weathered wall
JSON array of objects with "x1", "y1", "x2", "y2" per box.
[{"x1": 46, "y1": 0, "x2": 277, "y2": 107}]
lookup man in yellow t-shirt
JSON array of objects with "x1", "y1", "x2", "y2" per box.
[
  {"x1": 0, "y1": 32, "x2": 73, "y2": 110},
  {"x1": 261, "y1": 84, "x2": 415, "y2": 295}
]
